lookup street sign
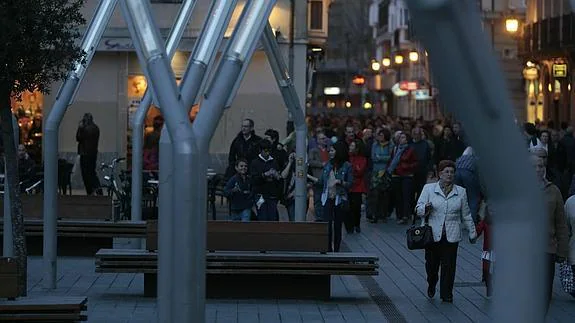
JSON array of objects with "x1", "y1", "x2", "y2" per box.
[{"x1": 553, "y1": 64, "x2": 567, "y2": 78}]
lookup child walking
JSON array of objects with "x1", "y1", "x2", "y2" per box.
[
  {"x1": 476, "y1": 203, "x2": 493, "y2": 298},
  {"x1": 223, "y1": 159, "x2": 253, "y2": 222}
]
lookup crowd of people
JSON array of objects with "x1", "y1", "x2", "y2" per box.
[{"x1": 221, "y1": 114, "x2": 575, "y2": 308}]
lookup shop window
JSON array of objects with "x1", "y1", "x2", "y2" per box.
[
  {"x1": 11, "y1": 90, "x2": 43, "y2": 162},
  {"x1": 126, "y1": 75, "x2": 197, "y2": 168}
]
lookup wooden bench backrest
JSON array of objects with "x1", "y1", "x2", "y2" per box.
[
  {"x1": 146, "y1": 220, "x2": 329, "y2": 252},
  {"x1": 0, "y1": 195, "x2": 112, "y2": 220}
]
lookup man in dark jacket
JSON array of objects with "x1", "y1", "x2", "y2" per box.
[
  {"x1": 76, "y1": 113, "x2": 102, "y2": 195},
  {"x1": 411, "y1": 127, "x2": 432, "y2": 201},
  {"x1": 264, "y1": 128, "x2": 287, "y2": 170},
  {"x1": 226, "y1": 118, "x2": 261, "y2": 179},
  {"x1": 250, "y1": 140, "x2": 282, "y2": 221}
]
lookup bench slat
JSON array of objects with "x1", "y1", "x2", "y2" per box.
[
  {"x1": 0, "y1": 296, "x2": 87, "y2": 311},
  {"x1": 0, "y1": 313, "x2": 87, "y2": 321}
]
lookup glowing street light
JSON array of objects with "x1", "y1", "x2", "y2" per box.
[
  {"x1": 505, "y1": 18, "x2": 519, "y2": 33},
  {"x1": 371, "y1": 60, "x2": 381, "y2": 71},
  {"x1": 382, "y1": 57, "x2": 391, "y2": 67},
  {"x1": 409, "y1": 51, "x2": 419, "y2": 62},
  {"x1": 395, "y1": 54, "x2": 404, "y2": 65}
]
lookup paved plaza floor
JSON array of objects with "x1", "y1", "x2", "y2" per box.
[{"x1": 22, "y1": 210, "x2": 575, "y2": 322}]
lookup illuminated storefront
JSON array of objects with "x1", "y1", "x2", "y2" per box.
[{"x1": 11, "y1": 90, "x2": 43, "y2": 162}]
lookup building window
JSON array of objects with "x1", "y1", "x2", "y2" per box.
[
  {"x1": 378, "y1": 2, "x2": 389, "y2": 29},
  {"x1": 310, "y1": 1, "x2": 323, "y2": 30}
]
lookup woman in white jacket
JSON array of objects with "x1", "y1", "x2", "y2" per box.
[{"x1": 416, "y1": 160, "x2": 477, "y2": 303}]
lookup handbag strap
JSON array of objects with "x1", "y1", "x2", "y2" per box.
[{"x1": 412, "y1": 213, "x2": 430, "y2": 225}]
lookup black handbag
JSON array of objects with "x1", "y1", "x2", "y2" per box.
[{"x1": 406, "y1": 215, "x2": 434, "y2": 250}]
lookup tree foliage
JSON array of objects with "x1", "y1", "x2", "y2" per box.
[
  {"x1": 0, "y1": 0, "x2": 86, "y2": 96},
  {"x1": 0, "y1": 0, "x2": 85, "y2": 296}
]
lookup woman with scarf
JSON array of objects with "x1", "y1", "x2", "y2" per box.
[
  {"x1": 388, "y1": 132, "x2": 418, "y2": 224},
  {"x1": 311, "y1": 142, "x2": 352, "y2": 252}
]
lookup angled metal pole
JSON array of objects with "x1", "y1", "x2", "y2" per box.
[
  {"x1": 195, "y1": 0, "x2": 277, "y2": 146},
  {"x1": 130, "y1": 0, "x2": 197, "y2": 245},
  {"x1": 121, "y1": 1, "x2": 201, "y2": 322},
  {"x1": 42, "y1": 0, "x2": 118, "y2": 289},
  {"x1": 155, "y1": 0, "x2": 236, "y2": 320},
  {"x1": 407, "y1": 1, "x2": 547, "y2": 322},
  {"x1": 261, "y1": 23, "x2": 307, "y2": 221},
  {"x1": 3, "y1": 115, "x2": 19, "y2": 257}
]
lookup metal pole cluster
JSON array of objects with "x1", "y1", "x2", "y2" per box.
[
  {"x1": 407, "y1": 0, "x2": 547, "y2": 321},
  {"x1": 130, "y1": 0, "x2": 197, "y2": 242},
  {"x1": 42, "y1": 0, "x2": 303, "y2": 321},
  {"x1": 42, "y1": 0, "x2": 119, "y2": 289}
]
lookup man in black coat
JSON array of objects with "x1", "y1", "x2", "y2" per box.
[
  {"x1": 225, "y1": 118, "x2": 261, "y2": 179},
  {"x1": 250, "y1": 140, "x2": 282, "y2": 221},
  {"x1": 76, "y1": 113, "x2": 102, "y2": 195}
]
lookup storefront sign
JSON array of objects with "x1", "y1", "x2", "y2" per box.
[
  {"x1": 553, "y1": 64, "x2": 567, "y2": 78},
  {"x1": 399, "y1": 81, "x2": 418, "y2": 91},
  {"x1": 98, "y1": 38, "x2": 196, "y2": 52},
  {"x1": 391, "y1": 83, "x2": 409, "y2": 97}
]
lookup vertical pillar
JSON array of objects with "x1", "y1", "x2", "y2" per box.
[
  {"x1": 3, "y1": 115, "x2": 19, "y2": 257},
  {"x1": 130, "y1": 0, "x2": 197, "y2": 249},
  {"x1": 407, "y1": 1, "x2": 547, "y2": 322},
  {"x1": 42, "y1": 0, "x2": 118, "y2": 289},
  {"x1": 120, "y1": 1, "x2": 200, "y2": 322},
  {"x1": 261, "y1": 23, "x2": 307, "y2": 221}
]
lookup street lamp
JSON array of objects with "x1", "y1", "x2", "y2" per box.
[
  {"x1": 409, "y1": 51, "x2": 419, "y2": 62},
  {"x1": 395, "y1": 54, "x2": 404, "y2": 65},
  {"x1": 505, "y1": 18, "x2": 519, "y2": 33},
  {"x1": 382, "y1": 57, "x2": 391, "y2": 67},
  {"x1": 371, "y1": 60, "x2": 381, "y2": 71}
]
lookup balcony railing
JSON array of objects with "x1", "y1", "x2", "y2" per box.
[{"x1": 522, "y1": 14, "x2": 575, "y2": 56}]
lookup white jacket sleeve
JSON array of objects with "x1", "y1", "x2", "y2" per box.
[{"x1": 416, "y1": 184, "x2": 431, "y2": 217}]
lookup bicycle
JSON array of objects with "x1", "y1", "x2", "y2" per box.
[{"x1": 100, "y1": 157, "x2": 131, "y2": 221}]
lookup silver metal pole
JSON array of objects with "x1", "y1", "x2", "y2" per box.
[
  {"x1": 222, "y1": 0, "x2": 275, "y2": 109},
  {"x1": 3, "y1": 115, "x2": 19, "y2": 257},
  {"x1": 130, "y1": 0, "x2": 197, "y2": 238},
  {"x1": 42, "y1": 0, "x2": 118, "y2": 289},
  {"x1": 157, "y1": 1, "x2": 238, "y2": 319},
  {"x1": 261, "y1": 23, "x2": 307, "y2": 221},
  {"x1": 121, "y1": 1, "x2": 200, "y2": 322},
  {"x1": 194, "y1": 0, "x2": 277, "y2": 148},
  {"x1": 157, "y1": 126, "x2": 173, "y2": 322},
  {"x1": 407, "y1": 1, "x2": 547, "y2": 321}
]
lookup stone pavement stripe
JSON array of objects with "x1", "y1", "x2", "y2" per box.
[
  {"x1": 383, "y1": 229, "x2": 491, "y2": 322},
  {"x1": 363, "y1": 226, "x2": 482, "y2": 320}
]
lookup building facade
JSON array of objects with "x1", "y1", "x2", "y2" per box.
[
  {"x1": 365, "y1": 0, "x2": 525, "y2": 121},
  {"x1": 521, "y1": 0, "x2": 574, "y2": 126},
  {"x1": 309, "y1": 0, "x2": 374, "y2": 116},
  {"x1": 14, "y1": 0, "x2": 329, "y2": 174}
]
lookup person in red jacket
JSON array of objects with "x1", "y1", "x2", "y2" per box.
[
  {"x1": 347, "y1": 139, "x2": 368, "y2": 233},
  {"x1": 476, "y1": 205, "x2": 493, "y2": 298},
  {"x1": 388, "y1": 132, "x2": 418, "y2": 224}
]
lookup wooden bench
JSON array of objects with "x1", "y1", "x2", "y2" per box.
[
  {"x1": 0, "y1": 195, "x2": 113, "y2": 221},
  {"x1": 0, "y1": 296, "x2": 88, "y2": 322},
  {"x1": 0, "y1": 220, "x2": 146, "y2": 256},
  {"x1": 95, "y1": 221, "x2": 379, "y2": 299},
  {"x1": 0, "y1": 258, "x2": 18, "y2": 300}
]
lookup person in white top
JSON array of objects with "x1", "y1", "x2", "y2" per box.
[{"x1": 416, "y1": 160, "x2": 477, "y2": 303}]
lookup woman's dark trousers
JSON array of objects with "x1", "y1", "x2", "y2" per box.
[
  {"x1": 425, "y1": 236, "x2": 459, "y2": 300},
  {"x1": 346, "y1": 192, "x2": 363, "y2": 232},
  {"x1": 323, "y1": 198, "x2": 345, "y2": 252},
  {"x1": 392, "y1": 176, "x2": 414, "y2": 222}
]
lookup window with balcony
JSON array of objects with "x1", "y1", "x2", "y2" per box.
[{"x1": 310, "y1": 1, "x2": 323, "y2": 30}]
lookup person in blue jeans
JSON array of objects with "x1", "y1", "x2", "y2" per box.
[
  {"x1": 311, "y1": 142, "x2": 352, "y2": 252},
  {"x1": 224, "y1": 159, "x2": 253, "y2": 222}
]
